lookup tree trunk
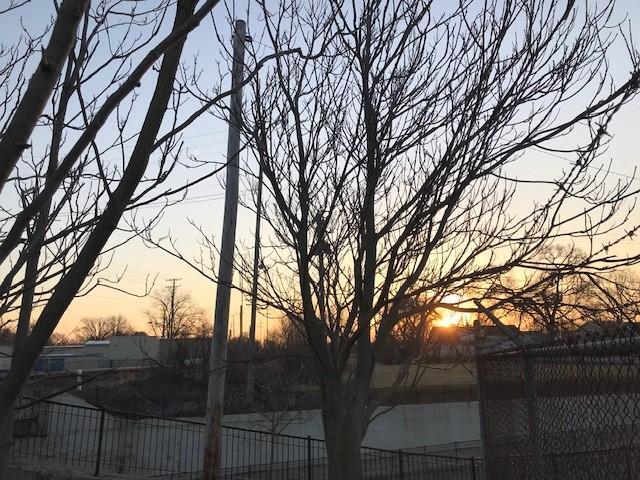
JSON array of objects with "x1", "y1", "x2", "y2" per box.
[
  {"x1": 0, "y1": 0, "x2": 201, "y2": 474},
  {"x1": 0, "y1": 0, "x2": 88, "y2": 193},
  {"x1": 0, "y1": 0, "x2": 222, "y2": 268},
  {"x1": 0, "y1": 399, "x2": 15, "y2": 479},
  {"x1": 321, "y1": 380, "x2": 367, "y2": 480}
]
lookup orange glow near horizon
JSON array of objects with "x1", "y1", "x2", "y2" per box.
[
  {"x1": 432, "y1": 294, "x2": 468, "y2": 328},
  {"x1": 432, "y1": 311, "x2": 460, "y2": 328}
]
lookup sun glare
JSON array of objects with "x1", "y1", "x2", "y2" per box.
[
  {"x1": 432, "y1": 311, "x2": 460, "y2": 328},
  {"x1": 432, "y1": 294, "x2": 466, "y2": 328}
]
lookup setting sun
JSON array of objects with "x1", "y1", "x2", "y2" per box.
[
  {"x1": 432, "y1": 294, "x2": 467, "y2": 328},
  {"x1": 432, "y1": 311, "x2": 460, "y2": 328}
]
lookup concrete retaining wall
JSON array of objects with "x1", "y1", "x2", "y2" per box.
[
  {"x1": 221, "y1": 401, "x2": 481, "y2": 450},
  {"x1": 14, "y1": 400, "x2": 481, "y2": 477}
]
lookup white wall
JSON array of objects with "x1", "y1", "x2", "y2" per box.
[
  {"x1": 221, "y1": 401, "x2": 481, "y2": 449},
  {"x1": 366, "y1": 402, "x2": 480, "y2": 448},
  {"x1": 108, "y1": 335, "x2": 159, "y2": 365},
  {"x1": 0, "y1": 344, "x2": 12, "y2": 372},
  {"x1": 15, "y1": 398, "x2": 480, "y2": 476}
]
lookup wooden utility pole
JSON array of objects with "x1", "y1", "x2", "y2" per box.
[
  {"x1": 166, "y1": 277, "x2": 181, "y2": 361},
  {"x1": 202, "y1": 19, "x2": 246, "y2": 480},
  {"x1": 246, "y1": 165, "x2": 263, "y2": 403},
  {"x1": 167, "y1": 278, "x2": 181, "y2": 329}
]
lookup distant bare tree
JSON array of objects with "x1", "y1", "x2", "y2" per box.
[
  {"x1": 586, "y1": 270, "x2": 640, "y2": 324},
  {"x1": 146, "y1": 284, "x2": 203, "y2": 340},
  {"x1": 236, "y1": 1, "x2": 640, "y2": 478},
  {"x1": 46, "y1": 331, "x2": 76, "y2": 346},
  {"x1": 187, "y1": 315, "x2": 212, "y2": 379},
  {"x1": 486, "y1": 246, "x2": 640, "y2": 336},
  {"x1": 0, "y1": 327, "x2": 13, "y2": 344},
  {"x1": 378, "y1": 300, "x2": 433, "y2": 365},
  {"x1": 76, "y1": 315, "x2": 133, "y2": 341}
]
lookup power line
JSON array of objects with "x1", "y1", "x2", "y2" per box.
[
  {"x1": 130, "y1": 189, "x2": 249, "y2": 211},
  {"x1": 531, "y1": 147, "x2": 639, "y2": 183}
]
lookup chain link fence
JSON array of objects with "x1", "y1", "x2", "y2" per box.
[
  {"x1": 477, "y1": 330, "x2": 640, "y2": 479},
  {"x1": 13, "y1": 399, "x2": 481, "y2": 479}
]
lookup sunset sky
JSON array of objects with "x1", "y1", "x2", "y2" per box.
[{"x1": 1, "y1": 0, "x2": 639, "y2": 338}]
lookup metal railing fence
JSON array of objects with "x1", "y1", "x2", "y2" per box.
[
  {"x1": 476, "y1": 330, "x2": 640, "y2": 480},
  {"x1": 405, "y1": 439, "x2": 482, "y2": 458},
  {"x1": 13, "y1": 399, "x2": 481, "y2": 479}
]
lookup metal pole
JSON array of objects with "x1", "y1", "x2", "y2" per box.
[
  {"x1": 166, "y1": 277, "x2": 181, "y2": 362},
  {"x1": 203, "y1": 19, "x2": 246, "y2": 480},
  {"x1": 397, "y1": 449, "x2": 404, "y2": 480},
  {"x1": 246, "y1": 165, "x2": 263, "y2": 403},
  {"x1": 94, "y1": 407, "x2": 106, "y2": 477},
  {"x1": 523, "y1": 354, "x2": 542, "y2": 480},
  {"x1": 307, "y1": 435, "x2": 312, "y2": 480},
  {"x1": 474, "y1": 325, "x2": 489, "y2": 480}
]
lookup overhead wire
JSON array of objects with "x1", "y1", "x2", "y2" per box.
[{"x1": 531, "y1": 147, "x2": 639, "y2": 184}]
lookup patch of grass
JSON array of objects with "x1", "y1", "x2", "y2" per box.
[{"x1": 372, "y1": 363, "x2": 476, "y2": 388}]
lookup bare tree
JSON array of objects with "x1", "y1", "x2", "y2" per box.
[
  {"x1": 0, "y1": 0, "x2": 89, "y2": 192},
  {"x1": 0, "y1": 0, "x2": 228, "y2": 473},
  {"x1": 188, "y1": 315, "x2": 213, "y2": 380},
  {"x1": 46, "y1": 331, "x2": 76, "y2": 346},
  {"x1": 146, "y1": 284, "x2": 203, "y2": 340},
  {"x1": 0, "y1": 327, "x2": 13, "y2": 343},
  {"x1": 585, "y1": 270, "x2": 640, "y2": 324},
  {"x1": 76, "y1": 315, "x2": 133, "y2": 341},
  {"x1": 481, "y1": 245, "x2": 640, "y2": 336},
  {"x1": 236, "y1": 1, "x2": 640, "y2": 477}
]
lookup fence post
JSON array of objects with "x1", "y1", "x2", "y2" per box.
[
  {"x1": 475, "y1": 342, "x2": 489, "y2": 480},
  {"x1": 94, "y1": 407, "x2": 106, "y2": 477},
  {"x1": 397, "y1": 449, "x2": 404, "y2": 480},
  {"x1": 470, "y1": 457, "x2": 478, "y2": 480},
  {"x1": 307, "y1": 435, "x2": 312, "y2": 480},
  {"x1": 523, "y1": 354, "x2": 542, "y2": 480}
]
